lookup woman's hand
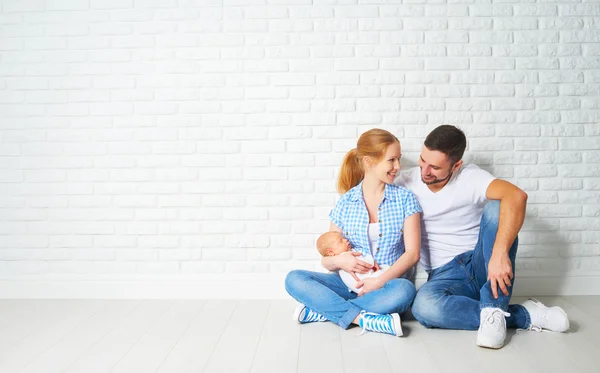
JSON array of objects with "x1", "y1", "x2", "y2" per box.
[
  {"x1": 356, "y1": 277, "x2": 384, "y2": 296},
  {"x1": 337, "y1": 252, "x2": 373, "y2": 280}
]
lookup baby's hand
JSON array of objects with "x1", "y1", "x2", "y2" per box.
[{"x1": 373, "y1": 261, "x2": 381, "y2": 272}]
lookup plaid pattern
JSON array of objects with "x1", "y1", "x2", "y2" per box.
[{"x1": 329, "y1": 182, "x2": 422, "y2": 266}]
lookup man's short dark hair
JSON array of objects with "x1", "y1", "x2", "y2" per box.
[{"x1": 424, "y1": 125, "x2": 467, "y2": 165}]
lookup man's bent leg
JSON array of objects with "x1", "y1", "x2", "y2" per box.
[
  {"x1": 412, "y1": 280, "x2": 483, "y2": 330},
  {"x1": 412, "y1": 258, "x2": 481, "y2": 330},
  {"x1": 470, "y1": 204, "x2": 570, "y2": 332},
  {"x1": 469, "y1": 200, "x2": 531, "y2": 329}
]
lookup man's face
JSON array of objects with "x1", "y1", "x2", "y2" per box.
[{"x1": 418, "y1": 146, "x2": 457, "y2": 186}]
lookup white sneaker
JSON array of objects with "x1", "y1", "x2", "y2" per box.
[
  {"x1": 476, "y1": 308, "x2": 510, "y2": 349},
  {"x1": 522, "y1": 298, "x2": 570, "y2": 332}
]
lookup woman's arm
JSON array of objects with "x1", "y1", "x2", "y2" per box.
[
  {"x1": 378, "y1": 212, "x2": 420, "y2": 282},
  {"x1": 328, "y1": 221, "x2": 342, "y2": 233},
  {"x1": 356, "y1": 213, "x2": 421, "y2": 295},
  {"x1": 321, "y1": 221, "x2": 373, "y2": 274}
]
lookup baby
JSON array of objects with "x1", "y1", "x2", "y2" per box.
[{"x1": 316, "y1": 231, "x2": 389, "y2": 294}]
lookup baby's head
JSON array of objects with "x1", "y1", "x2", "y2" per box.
[{"x1": 316, "y1": 231, "x2": 351, "y2": 257}]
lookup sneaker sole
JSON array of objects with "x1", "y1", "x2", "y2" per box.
[
  {"x1": 292, "y1": 304, "x2": 304, "y2": 323},
  {"x1": 392, "y1": 313, "x2": 403, "y2": 337},
  {"x1": 552, "y1": 307, "x2": 570, "y2": 332},
  {"x1": 558, "y1": 307, "x2": 571, "y2": 333},
  {"x1": 476, "y1": 336, "x2": 504, "y2": 349}
]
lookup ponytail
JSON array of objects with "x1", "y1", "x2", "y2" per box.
[
  {"x1": 336, "y1": 129, "x2": 400, "y2": 195},
  {"x1": 337, "y1": 148, "x2": 364, "y2": 194}
]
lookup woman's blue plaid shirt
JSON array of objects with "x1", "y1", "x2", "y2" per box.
[{"x1": 329, "y1": 181, "x2": 422, "y2": 266}]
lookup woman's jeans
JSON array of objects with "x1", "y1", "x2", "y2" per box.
[
  {"x1": 411, "y1": 200, "x2": 532, "y2": 330},
  {"x1": 285, "y1": 269, "x2": 416, "y2": 329}
]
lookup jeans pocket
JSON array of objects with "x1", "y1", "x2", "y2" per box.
[
  {"x1": 455, "y1": 252, "x2": 474, "y2": 281},
  {"x1": 431, "y1": 256, "x2": 472, "y2": 282}
]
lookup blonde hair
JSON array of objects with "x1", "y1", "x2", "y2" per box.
[
  {"x1": 316, "y1": 231, "x2": 342, "y2": 256},
  {"x1": 337, "y1": 128, "x2": 399, "y2": 194}
]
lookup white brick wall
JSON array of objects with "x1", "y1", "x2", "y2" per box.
[{"x1": 1, "y1": 0, "x2": 599, "y2": 297}]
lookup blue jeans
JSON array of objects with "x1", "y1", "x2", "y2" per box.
[
  {"x1": 285, "y1": 270, "x2": 416, "y2": 329},
  {"x1": 411, "y1": 200, "x2": 532, "y2": 330}
]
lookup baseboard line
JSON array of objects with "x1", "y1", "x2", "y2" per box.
[{"x1": 0, "y1": 274, "x2": 598, "y2": 299}]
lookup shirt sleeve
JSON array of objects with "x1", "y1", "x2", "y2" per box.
[
  {"x1": 328, "y1": 194, "x2": 347, "y2": 230},
  {"x1": 402, "y1": 189, "x2": 422, "y2": 219},
  {"x1": 465, "y1": 164, "x2": 496, "y2": 204}
]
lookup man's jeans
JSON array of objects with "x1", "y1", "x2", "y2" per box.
[
  {"x1": 285, "y1": 270, "x2": 416, "y2": 329},
  {"x1": 411, "y1": 200, "x2": 532, "y2": 330}
]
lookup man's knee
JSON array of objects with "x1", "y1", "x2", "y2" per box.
[
  {"x1": 411, "y1": 289, "x2": 443, "y2": 328},
  {"x1": 482, "y1": 200, "x2": 500, "y2": 225},
  {"x1": 482, "y1": 199, "x2": 519, "y2": 254}
]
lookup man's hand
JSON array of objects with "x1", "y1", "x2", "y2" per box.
[
  {"x1": 487, "y1": 251, "x2": 513, "y2": 299},
  {"x1": 356, "y1": 277, "x2": 384, "y2": 297}
]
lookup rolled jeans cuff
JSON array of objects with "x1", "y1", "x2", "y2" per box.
[
  {"x1": 338, "y1": 304, "x2": 363, "y2": 329},
  {"x1": 480, "y1": 302, "x2": 509, "y2": 313}
]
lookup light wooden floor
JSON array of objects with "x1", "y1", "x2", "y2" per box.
[{"x1": 0, "y1": 296, "x2": 598, "y2": 373}]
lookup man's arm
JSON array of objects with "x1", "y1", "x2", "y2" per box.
[
  {"x1": 485, "y1": 179, "x2": 528, "y2": 298},
  {"x1": 486, "y1": 179, "x2": 528, "y2": 255}
]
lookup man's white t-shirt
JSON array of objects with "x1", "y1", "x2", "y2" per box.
[{"x1": 395, "y1": 164, "x2": 496, "y2": 272}]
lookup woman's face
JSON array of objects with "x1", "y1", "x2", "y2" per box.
[{"x1": 367, "y1": 142, "x2": 401, "y2": 185}]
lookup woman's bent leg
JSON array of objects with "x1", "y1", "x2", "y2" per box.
[
  {"x1": 285, "y1": 271, "x2": 417, "y2": 329},
  {"x1": 285, "y1": 270, "x2": 362, "y2": 329},
  {"x1": 349, "y1": 278, "x2": 416, "y2": 315}
]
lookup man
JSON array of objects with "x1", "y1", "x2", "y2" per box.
[{"x1": 395, "y1": 125, "x2": 569, "y2": 349}]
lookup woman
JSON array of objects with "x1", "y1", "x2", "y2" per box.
[{"x1": 285, "y1": 129, "x2": 422, "y2": 337}]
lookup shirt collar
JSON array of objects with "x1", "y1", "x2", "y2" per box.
[{"x1": 347, "y1": 181, "x2": 397, "y2": 202}]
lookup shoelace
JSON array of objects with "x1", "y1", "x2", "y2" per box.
[
  {"x1": 358, "y1": 311, "x2": 392, "y2": 336},
  {"x1": 482, "y1": 309, "x2": 511, "y2": 331},
  {"x1": 304, "y1": 308, "x2": 326, "y2": 322},
  {"x1": 522, "y1": 298, "x2": 548, "y2": 333},
  {"x1": 522, "y1": 314, "x2": 548, "y2": 333},
  {"x1": 517, "y1": 325, "x2": 550, "y2": 334},
  {"x1": 531, "y1": 309, "x2": 548, "y2": 332}
]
